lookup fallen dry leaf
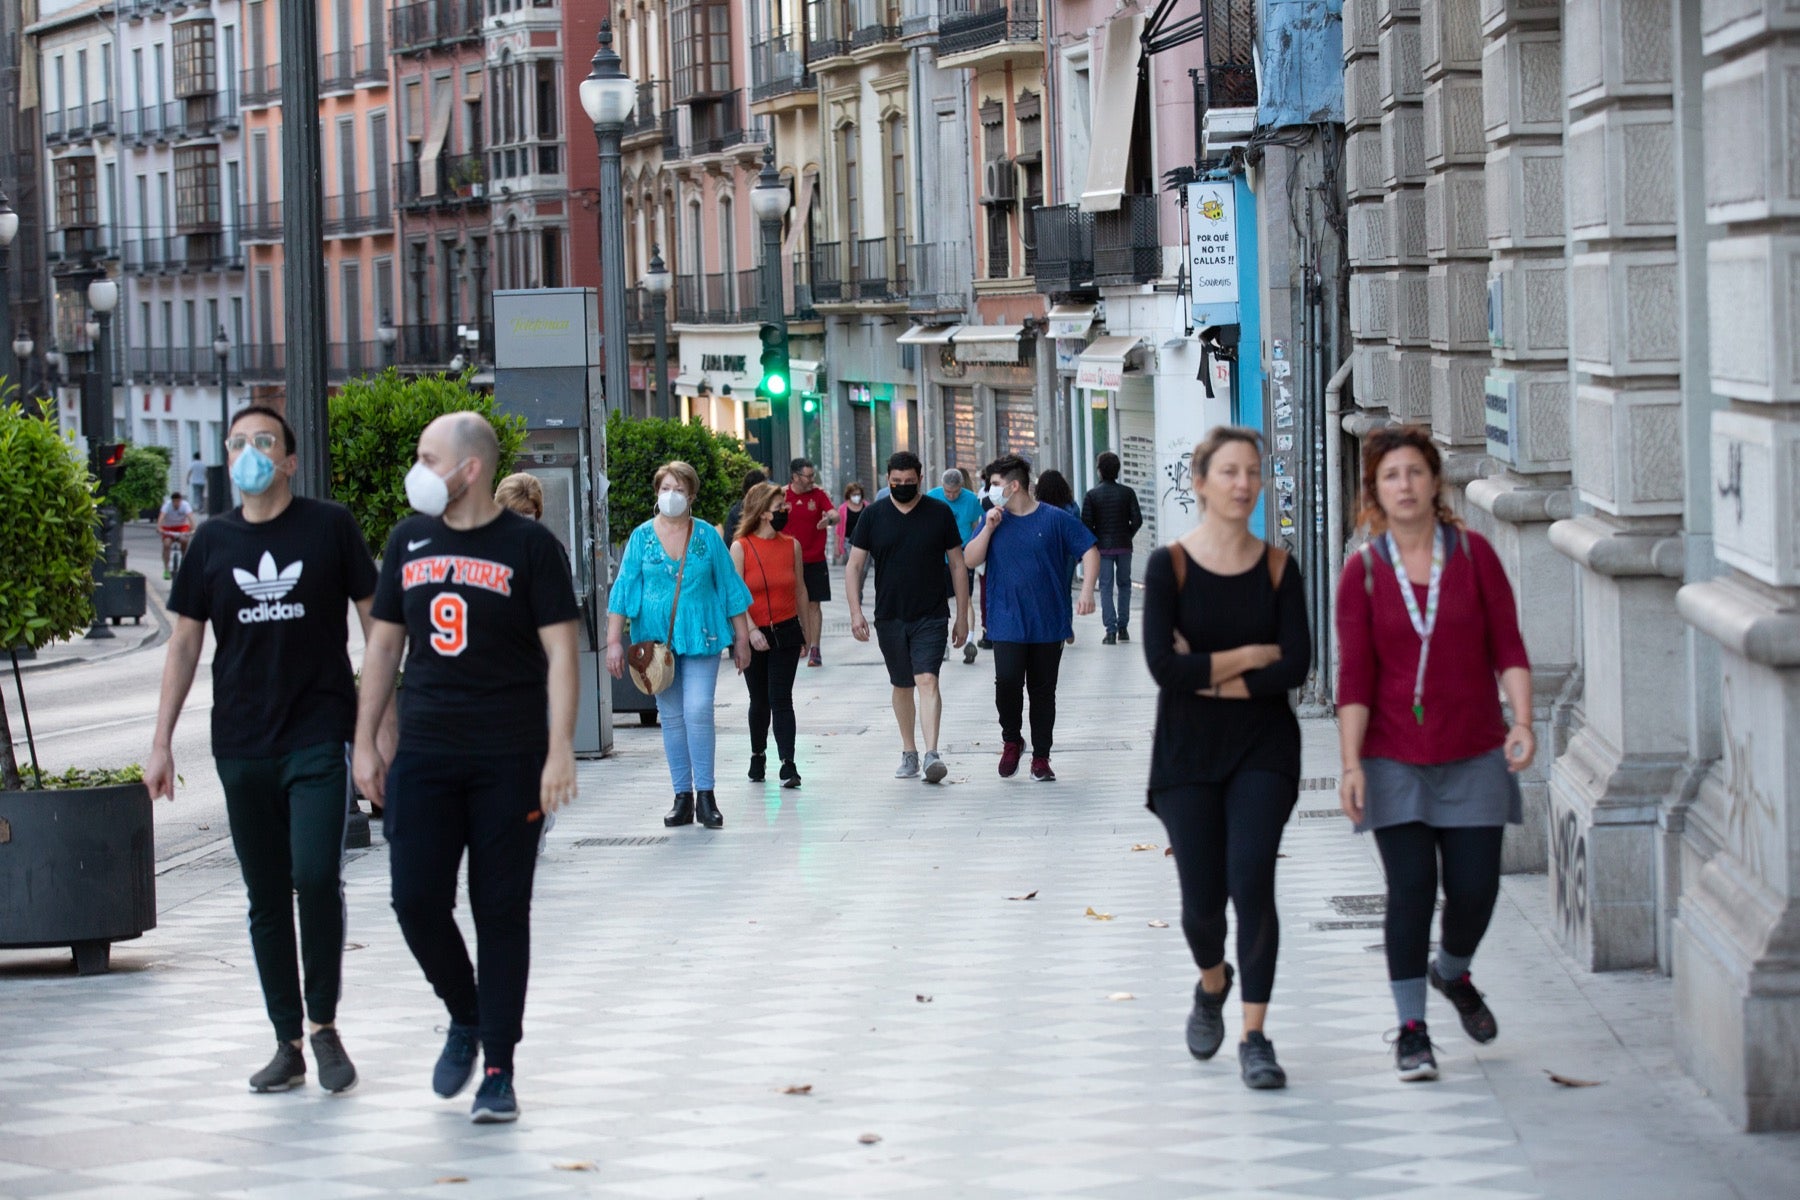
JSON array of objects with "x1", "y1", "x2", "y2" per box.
[
  {"x1": 1147, "y1": 919, "x2": 1169, "y2": 929},
  {"x1": 553, "y1": 1161, "x2": 596, "y2": 1172},
  {"x1": 1545, "y1": 1071, "x2": 1603, "y2": 1088},
  {"x1": 858, "y1": 1132, "x2": 883, "y2": 1145},
  {"x1": 433, "y1": 1177, "x2": 469, "y2": 1185},
  {"x1": 781, "y1": 1084, "x2": 813, "y2": 1095},
  {"x1": 1164, "y1": 846, "x2": 1175, "y2": 857},
  {"x1": 1007, "y1": 890, "x2": 1039, "y2": 901},
  {"x1": 915, "y1": 994, "x2": 933, "y2": 1003},
  {"x1": 1084, "y1": 906, "x2": 1115, "y2": 921},
  {"x1": 1108, "y1": 992, "x2": 1136, "y2": 1001},
  {"x1": 1131, "y1": 843, "x2": 1157, "y2": 852}
]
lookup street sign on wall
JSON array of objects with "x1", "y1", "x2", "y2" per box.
[{"x1": 1186, "y1": 181, "x2": 1240, "y2": 329}]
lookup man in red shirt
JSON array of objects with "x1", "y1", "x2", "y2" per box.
[{"x1": 785, "y1": 457, "x2": 837, "y2": 667}]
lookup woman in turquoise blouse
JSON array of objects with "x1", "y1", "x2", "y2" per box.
[{"x1": 606, "y1": 461, "x2": 753, "y2": 830}]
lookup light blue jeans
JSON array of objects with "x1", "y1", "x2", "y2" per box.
[{"x1": 656, "y1": 653, "x2": 722, "y2": 793}]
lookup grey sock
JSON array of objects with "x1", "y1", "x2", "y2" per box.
[
  {"x1": 1391, "y1": 977, "x2": 1428, "y2": 1026},
  {"x1": 1434, "y1": 949, "x2": 1474, "y2": 981}
]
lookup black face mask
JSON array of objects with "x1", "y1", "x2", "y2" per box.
[
  {"x1": 889, "y1": 483, "x2": 919, "y2": 503},
  {"x1": 770, "y1": 510, "x2": 790, "y2": 532}
]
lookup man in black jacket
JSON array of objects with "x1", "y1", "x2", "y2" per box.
[{"x1": 1079, "y1": 452, "x2": 1144, "y2": 644}]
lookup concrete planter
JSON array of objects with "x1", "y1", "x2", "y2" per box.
[
  {"x1": 0, "y1": 781, "x2": 157, "y2": 973},
  {"x1": 96, "y1": 571, "x2": 147, "y2": 625}
]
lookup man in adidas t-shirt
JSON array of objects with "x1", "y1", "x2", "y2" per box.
[
  {"x1": 354, "y1": 411, "x2": 580, "y2": 1124},
  {"x1": 149, "y1": 405, "x2": 381, "y2": 1097}
]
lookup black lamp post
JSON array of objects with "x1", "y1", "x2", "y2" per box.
[
  {"x1": 12, "y1": 327, "x2": 33, "y2": 411},
  {"x1": 211, "y1": 325, "x2": 232, "y2": 514},
  {"x1": 378, "y1": 310, "x2": 397, "y2": 366},
  {"x1": 84, "y1": 276, "x2": 121, "y2": 640},
  {"x1": 643, "y1": 244, "x2": 671, "y2": 419},
  {"x1": 580, "y1": 19, "x2": 636, "y2": 422},
  {"x1": 750, "y1": 144, "x2": 793, "y2": 470},
  {"x1": 0, "y1": 190, "x2": 18, "y2": 392}
]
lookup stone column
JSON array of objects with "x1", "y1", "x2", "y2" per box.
[
  {"x1": 1345, "y1": 0, "x2": 1398, "y2": 426},
  {"x1": 1546, "y1": 0, "x2": 1685, "y2": 970},
  {"x1": 1380, "y1": 0, "x2": 1434, "y2": 437},
  {"x1": 1464, "y1": 0, "x2": 1573, "y2": 872},
  {"x1": 1670, "y1": 0, "x2": 1800, "y2": 1132}
]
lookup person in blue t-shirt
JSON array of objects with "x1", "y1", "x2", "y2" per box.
[
  {"x1": 962, "y1": 454, "x2": 1099, "y2": 782},
  {"x1": 927, "y1": 468, "x2": 986, "y2": 664}
]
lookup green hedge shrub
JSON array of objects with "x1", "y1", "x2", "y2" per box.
[
  {"x1": 605, "y1": 411, "x2": 761, "y2": 536},
  {"x1": 109, "y1": 442, "x2": 173, "y2": 519}
]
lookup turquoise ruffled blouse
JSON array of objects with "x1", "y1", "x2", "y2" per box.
[{"x1": 609, "y1": 518, "x2": 752, "y2": 657}]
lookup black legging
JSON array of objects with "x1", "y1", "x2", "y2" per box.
[
  {"x1": 993, "y1": 640, "x2": 1064, "y2": 757},
  {"x1": 1152, "y1": 771, "x2": 1297, "y2": 1003},
  {"x1": 1372, "y1": 823, "x2": 1505, "y2": 982},
  {"x1": 744, "y1": 643, "x2": 802, "y2": 761}
]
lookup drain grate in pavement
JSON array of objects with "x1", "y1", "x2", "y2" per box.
[
  {"x1": 1314, "y1": 919, "x2": 1385, "y2": 931},
  {"x1": 573, "y1": 836, "x2": 671, "y2": 848},
  {"x1": 1330, "y1": 894, "x2": 1388, "y2": 916},
  {"x1": 1296, "y1": 808, "x2": 1341, "y2": 819},
  {"x1": 1300, "y1": 777, "x2": 1339, "y2": 791}
]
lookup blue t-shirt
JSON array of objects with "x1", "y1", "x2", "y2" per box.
[
  {"x1": 928, "y1": 486, "x2": 985, "y2": 544},
  {"x1": 984, "y1": 504, "x2": 1097, "y2": 643}
]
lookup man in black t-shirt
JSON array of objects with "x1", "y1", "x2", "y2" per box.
[
  {"x1": 847, "y1": 450, "x2": 970, "y2": 784},
  {"x1": 353, "y1": 411, "x2": 580, "y2": 1125},
  {"x1": 148, "y1": 405, "x2": 379, "y2": 1097}
]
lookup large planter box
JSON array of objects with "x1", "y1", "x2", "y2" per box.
[
  {"x1": 96, "y1": 571, "x2": 147, "y2": 625},
  {"x1": 0, "y1": 782, "x2": 157, "y2": 973}
]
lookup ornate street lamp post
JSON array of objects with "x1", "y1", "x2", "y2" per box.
[{"x1": 642, "y1": 244, "x2": 671, "y2": 420}]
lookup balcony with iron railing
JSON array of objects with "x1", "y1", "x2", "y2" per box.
[
  {"x1": 398, "y1": 154, "x2": 489, "y2": 209},
  {"x1": 805, "y1": 0, "x2": 851, "y2": 64},
  {"x1": 354, "y1": 41, "x2": 388, "y2": 86},
  {"x1": 321, "y1": 48, "x2": 356, "y2": 93},
  {"x1": 122, "y1": 230, "x2": 246, "y2": 274},
  {"x1": 44, "y1": 108, "x2": 67, "y2": 143},
  {"x1": 688, "y1": 91, "x2": 769, "y2": 159},
  {"x1": 623, "y1": 285, "x2": 672, "y2": 336},
  {"x1": 853, "y1": 237, "x2": 907, "y2": 302},
  {"x1": 850, "y1": 0, "x2": 905, "y2": 51},
  {"x1": 46, "y1": 227, "x2": 116, "y2": 273},
  {"x1": 905, "y1": 242, "x2": 967, "y2": 314},
  {"x1": 810, "y1": 241, "x2": 846, "y2": 303},
  {"x1": 900, "y1": 0, "x2": 938, "y2": 38},
  {"x1": 242, "y1": 201, "x2": 283, "y2": 241},
  {"x1": 623, "y1": 81, "x2": 667, "y2": 142},
  {"x1": 323, "y1": 190, "x2": 393, "y2": 237},
  {"x1": 1201, "y1": 0, "x2": 1258, "y2": 113},
  {"x1": 242, "y1": 63, "x2": 280, "y2": 108},
  {"x1": 751, "y1": 34, "x2": 815, "y2": 105},
  {"x1": 1029, "y1": 204, "x2": 1094, "y2": 295},
  {"x1": 391, "y1": 0, "x2": 484, "y2": 51},
  {"x1": 125, "y1": 345, "x2": 243, "y2": 384},
  {"x1": 121, "y1": 91, "x2": 241, "y2": 145},
  {"x1": 392, "y1": 321, "x2": 493, "y2": 369},
  {"x1": 674, "y1": 271, "x2": 764, "y2": 324},
  {"x1": 327, "y1": 341, "x2": 385, "y2": 381},
  {"x1": 240, "y1": 342, "x2": 286, "y2": 381},
  {"x1": 937, "y1": 0, "x2": 1041, "y2": 67},
  {"x1": 1092, "y1": 193, "x2": 1161, "y2": 287}
]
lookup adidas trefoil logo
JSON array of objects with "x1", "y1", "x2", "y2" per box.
[{"x1": 234, "y1": 552, "x2": 307, "y2": 622}]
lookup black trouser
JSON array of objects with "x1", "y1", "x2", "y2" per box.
[
  {"x1": 1152, "y1": 771, "x2": 1299, "y2": 1004},
  {"x1": 216, "y1": 741, "x2": 350, "y2": 1043},
  {"x1": 745, "y1": 642, "x2": 802, "y2": 761},
  {"x1": 992, "y1": 640, "x2": 1064, "y2": 758},
  {"x1": 1373, "y1": 823, "x2": 1505, "y2": 983},
  {"x1": 385, "y1": 749, "x2": 543, "y2": 1072}
]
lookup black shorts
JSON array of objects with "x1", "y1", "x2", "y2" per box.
[
  {"x1": 803, "y1": 559, "x2": 832, "y2": 602},
  {"x1": 875, "y1": 617, "x2": 948, "y2": 688}
]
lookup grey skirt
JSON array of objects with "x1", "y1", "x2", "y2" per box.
[{"x1": 1357, "y1": 747, "x2": 1522, "y2": 833}]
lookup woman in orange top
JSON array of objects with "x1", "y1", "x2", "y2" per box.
[{"x1": 732, "y1": 482, "x2": 806, "y2": 788}]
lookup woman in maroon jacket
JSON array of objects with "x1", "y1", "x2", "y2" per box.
[{"x1": 1335, "y1": 425, "x2": 1534, "y2": 1084}]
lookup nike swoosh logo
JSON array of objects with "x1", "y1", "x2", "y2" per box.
[{"x1": 407, "y1": 539, "x2": 432, "y2": 551}]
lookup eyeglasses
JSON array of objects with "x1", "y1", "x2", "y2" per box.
[{"x1": 225, "y1": 432, "x2": 279, "y2": 453}]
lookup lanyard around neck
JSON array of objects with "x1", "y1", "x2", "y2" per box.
[{"x1": 1386, "y1": 530, "x2": 1445, "y2": 726}]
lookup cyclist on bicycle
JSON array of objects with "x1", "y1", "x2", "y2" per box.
[{"x1": 159, "y1": 491, "x2": 196, "y2": 580}]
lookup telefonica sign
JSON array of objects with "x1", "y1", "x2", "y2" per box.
[{"x1": 493, "y1": 289, "x2": 600, "y2": 369}]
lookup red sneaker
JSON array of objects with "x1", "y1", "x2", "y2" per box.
[
  {"x1": 1030, "y1": 757, "x2": 1056, "y2": 782},
  {"x1": 998, "y1": 741, "x2": 1024, "y2": 778}
]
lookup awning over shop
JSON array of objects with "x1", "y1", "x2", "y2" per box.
[
  {"x1": 950, "y1": 324, "x2": 1025, "y2": 364},
  {"x1": 790, "y1": 358, "x2": 821, "y2": 392},
  {"x1": 673, "y1": 372, "x2": 705, "y2": 398},
  {"x1": 897, "y1": 323, "x2": 959, "y2": 345},
  {"x1": 1080, "y1": 13, "x2": 1147, "y2": 213},
  {"x1": 1048, "y1": 304, "x2": 1097, "y2": 339},
  {"x1": 1075, "y1": 335, "x2": 1145, "y2": 390}
]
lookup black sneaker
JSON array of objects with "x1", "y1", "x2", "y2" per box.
[
  {"x1": 748, "y1": 754, "x2": 766, "y2": 782},
  {"x1": 1102, "y1": 631, "x2": 1117, "y2": 645},
  {"x1": 977, "y1": 635, "x2": 993, "y2": 650},
  {"x1": 1186, "y1": 962, "x2": 1234, "y2": 1060},
  {"x1": 1117, "y1": 628, "x2": 1130, "y2": 642},
  {"x1": 1237, "y1": 1031, "x2": 1287, "y2": 1089},
  {"x1": 249, "y1": 1042, "x2": 305, "y2": 1093},
  {"x1": 1393, "y1": 1020, "x2": 1439, "y2": 1082},
  {"x1": 309, "y1": 1028, "x2": 358, "y2": 1094},
  {"x1": 470, "y1": 1068, "x2": 519, "y2": 1123},
  {"x1": 433, "y1": 1022, "x2": 481, "y2": 1098},
  {"x1": 779, "y1": 759, "x2": 802, "y2": 789},
  {"x1": 1429, "y1": 963, "x2": 1498, "y2": 1043}
]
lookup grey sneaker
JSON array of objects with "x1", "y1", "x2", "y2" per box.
[
  {"x1": 1186, "y1": 962, "x2": 1234, "y2": 1060},
  {"x1": 308, "y1": 1028, "x2": 358, "y2": 1094},
  {"x1": 963, "y1": 640, "x2": 978, "y2": 664},
  {"x1": 894, "y1": 751, "x2": 921, "y2": 779},
  {"x1": 249, "y1": 1042, "x2": 305, "y2": 1093},
  {"x1": 1238, "y1": 1031, "x2": 1287, "y2": 1089},
  {"x1": 922, "y1": 751, "x2": 948, "y2": 784}
]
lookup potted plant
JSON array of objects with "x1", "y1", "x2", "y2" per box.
[
  {"x1": 450, "y1": 156, "x2": 487, "y2": 199},
  {"x1": 0, "y1": 402, "x2": 157, "y2": 975}
]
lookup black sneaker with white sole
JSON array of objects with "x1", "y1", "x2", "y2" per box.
[
  {"x1": 1393, "y1": 1020, "x2": 1439, "y2": 1082},
  {"x1": 470, "y1": 1068, "x2": 519, "y2": 1123},
  {"x1": 249, "y1": 1042, "x2": 305, "y2": 1093},
  {"x1": 1429, "y1": 963, "x2": 1498, "y2": 1043},
  {"x1": 433, "y1": 1022, "x2": 481, "y2": 1098},
  {"x1": 308, "y1": 1028, "x2": 358, "y2": 1094}
]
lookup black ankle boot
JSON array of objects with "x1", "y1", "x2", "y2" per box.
[
  {"x1": 748, "y1": 754, "x2": 766, "y2": 782},
  {"x1": 779, "y1": 760, "x2": 801, "y2": 789},
  {"x1": 664, "y1": 792, "x2": 695, "y2": 827},
  {"x1": 695, "y1": 790, "x2": 723, "y2": 829}
]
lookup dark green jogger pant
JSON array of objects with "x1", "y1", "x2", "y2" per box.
[{"x1": 216, "y1": 741, "x2": 350, "y2": 1043}]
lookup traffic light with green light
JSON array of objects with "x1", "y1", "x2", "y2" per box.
[{"x1": 757, "y1": 322, "x2": 790, "y2": 401}]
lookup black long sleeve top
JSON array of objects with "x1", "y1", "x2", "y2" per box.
[{"x1": 1141, "y1": 543, "x2": 1312, "y2": 793}]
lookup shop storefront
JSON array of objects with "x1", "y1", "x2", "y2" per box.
[
  {"x1": 823, "y1": 314, "x2": 914, "y2": 493},
  {"x1": 673, "y1": 328, "x2": 763, "y2": 451}
]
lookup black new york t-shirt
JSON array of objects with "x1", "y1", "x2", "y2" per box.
[
  {"x1": 168, "y1": 497, "x2": 379, "y2": 759},
  {"x1": 372, "y1": 509, "x2": 580, "y2": 755},
  {"x1": 849, "y1": 496, "x2": 964, "y2": 622}
]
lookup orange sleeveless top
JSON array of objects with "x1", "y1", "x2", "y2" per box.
[{"x1": 740, "y1": 534, "x2": 800, "y2": 627}]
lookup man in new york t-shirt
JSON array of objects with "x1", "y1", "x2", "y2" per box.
[
  {"x1": 354, "y1": 411, "x2": 580, "y2": 1126},
  {"x1": 148, "y1": 405, "x2": 378, "y2": 1097}
]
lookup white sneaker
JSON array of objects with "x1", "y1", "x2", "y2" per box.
[
  {"x1": 537, "y1": 808, "x2": 556, "y2": 855},
  {"x1": 895, "y1": 751, "x2": 921, "y2": 779},
  {"x1": 921, "y1": 751, "x2": 947, "y2": 784}
]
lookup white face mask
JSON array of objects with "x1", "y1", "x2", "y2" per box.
[
  {"x1": 985, "y1": 484, "x2": 1009, "y2": 506},
  {"x1": 657, "y1": 489, "x2": 690, "y2": 518},
  {"x1": 404, "y1": 459, "x2": 469, "y2": 517}
]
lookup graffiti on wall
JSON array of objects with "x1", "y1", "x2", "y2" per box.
[
  {"x1": 1721, "y1": 675, "x2": 1779, "y2": 884},
  {"x1": 1551, "y1": 806, "x2": 1588, "y2": 950}
]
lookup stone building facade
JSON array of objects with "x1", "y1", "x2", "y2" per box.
[{"x1": 1341, "y1": 0, "x2": 1800, "y2": 1130}]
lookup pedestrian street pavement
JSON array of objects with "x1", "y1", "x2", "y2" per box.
[{"x1": 3, "y1": 582, "x2": 1798, "y2": 1199}]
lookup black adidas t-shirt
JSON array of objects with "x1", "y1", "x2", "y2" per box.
[
  {"x1": 168, "y1": 497, "x2": 379, "y2": 759},
  {"x1": 372, "y1": 508, "x2": 580, "y2": 755}
]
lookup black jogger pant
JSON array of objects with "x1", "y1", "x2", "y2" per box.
[
  {"x1": 216, "y1": 741, "x2": 350, "y2": 1043},
  {"x1": 992, "y1": 640, "x2": 1064, "y2": 758},
  {"x1": 744, "y1": 643, "x2": 803, "y2": 762},
  {"x1": 1372, "y1": 822, "x2": 1505, "y2": 984},
  {"x1": 384, "y1": 749, "x2": 543, "y2": 1072},
  {"x1": 1152, "y1": 771, "x2": 1299, "y2": 1004}
]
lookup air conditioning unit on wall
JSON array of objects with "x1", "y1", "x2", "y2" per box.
[{"x1": 983, "y1": 157, "x2": 1016, "y2": 204}]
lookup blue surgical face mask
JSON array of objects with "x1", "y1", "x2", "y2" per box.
[{"x1": 231, "y1": 446, "x2": 277, "y2": 496}]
